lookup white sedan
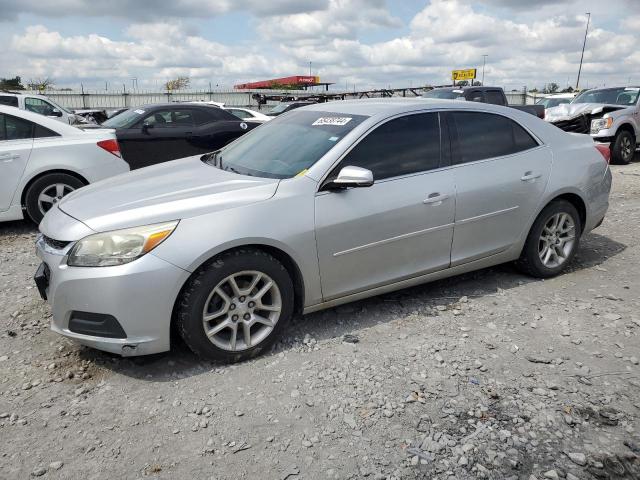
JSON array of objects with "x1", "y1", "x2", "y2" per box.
[
  {"x1": 0, "y1": 105, "x2": 129, "y2": 223},
  {"x1": 223, "y1": 107, "x2": 272, "y2": 123}
]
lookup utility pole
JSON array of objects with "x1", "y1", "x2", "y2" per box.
[
  {"x1": 309, "y1": 61, "x2": 312, "y2": 76},
  {"x1": 481, "y1": 54, "x2": 488, "y2": 85},
  {"x1": 576, "y1": 12, "x2": 590, "y2": 90}
]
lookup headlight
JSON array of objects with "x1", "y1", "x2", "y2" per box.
[
  {"x1": 67, "y1": 221, "x2": 178, "y2": 267},
  {"x1": 590, "y1": 117, "x2": 613, "y2": 133}
]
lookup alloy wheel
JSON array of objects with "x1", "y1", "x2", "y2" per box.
[
  {"x1": 201, "y1": 270, "x2": 282, "y2": 351},
  {"x1": 538, "y1": 212, "x2": 576, "y2": 268},
  {"x1": 621, "y1": 136, "x2": 633, "y2": 161},
  {"x1": 38, "y1": 183, "x2": 75, "y2": 215}
]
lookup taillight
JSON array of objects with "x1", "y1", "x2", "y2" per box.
[
  {"x1": 595, "y1": 144, "x2": 610, "y2": 164},
  {"x1": 97, "y1": 139, "x2": 122, "y2": 158}
]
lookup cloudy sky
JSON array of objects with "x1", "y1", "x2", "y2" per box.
[{"x1": 1, "y1": 0, "x2": 639, "y2": 92}]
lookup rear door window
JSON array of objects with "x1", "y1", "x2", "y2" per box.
[
  {"x1": 142, "y1": 109, "x2": 195, "y2": 127},
  {"x1": 466, "y1": 90, "x2": 485, "y2": 103},
  {"x1": 334, "y1": 112, "x2": 441, "y2": 181},
  {"x1": 485, "y1": 90, "x2": 505, "y2": 105},
  {"x1": 1, "y1": 114, "x2": 34, "y2": 140},
  {"x1": 452, "y1": 111, "x2": 538, "y2": 164},
  {"x1": 34, "y1": 124, "x2": 59, "y2": 138}
]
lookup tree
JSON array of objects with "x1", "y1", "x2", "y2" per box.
[
  {"x1": 456, "y1": 80, "x2": 469, "y2": 87},
  {"x1": 543, "y1": 82, "x2": 559, "y2": 94},
  {"x1": 560, "y1": 86, "x2": 574, "y2": 93},
  {"x1": 27, "y1": 77, "x2": 54, "y2": 91},
  {"x1": 472, "y1": 81, "x2": 482, "y2": 86},
  {"x1": 0, "y1": 76, "x2": 25, "y2": 90},
  {"x1": 164, "y1": 76, "x2": 190, "y2": 91}
]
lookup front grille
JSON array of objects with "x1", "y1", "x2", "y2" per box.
[
  {"x1": 42, "y1": 235, "x2": 71, "y2": 251},
  {"x1": 552, "y1": 115, "x2": 590, "y2": 134}
]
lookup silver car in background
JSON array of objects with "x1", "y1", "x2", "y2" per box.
[{"x1": 34, "y1": 99, "x2": 612, "y2": 362}]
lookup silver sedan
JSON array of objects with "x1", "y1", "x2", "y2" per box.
[{"x1": 35, "y1": 99, "x2": 612, "y2": 362}]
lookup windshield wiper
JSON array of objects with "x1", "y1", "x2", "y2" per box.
[
  {"x1": 202, "y1": 151, "x2": 223, "y2": 169},
  {"x1": 224, "y1": 165, "x2": 254, "y2": 176}
]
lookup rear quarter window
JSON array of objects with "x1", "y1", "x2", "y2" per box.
[{"x1": 0, "y1": 95, "x2": 19, "y2": 107}]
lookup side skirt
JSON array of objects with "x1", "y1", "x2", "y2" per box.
[{"x1": 302, "y1": 248, "x2": 520, "y2": 315}]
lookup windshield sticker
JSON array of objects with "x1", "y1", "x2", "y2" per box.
[
  {"x1": 312, "y1": 117, "x2": 352, "y2": 126},
  {"x1": 133, "y1": 109, "x2": 145, "y2": 114},
  {"x1": 328, "y1": 136, "x2": 340, "y2": 142},
  {"x1": 295, "y1": 169, "x2": 308, "y2": 178}
]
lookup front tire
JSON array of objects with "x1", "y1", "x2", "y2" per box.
[
  {"x1": 516, "y1": 200, "x2": 582, "y2": 278},
  {"x1": 176, "y1": 249, "x2": 294, "y2": 362},
  {"x1": 611, "y1": 130, "x2": 635, "y2": 165},
  {"x1": 24, "y1": 173, "x2": 84, "y2": 224}
]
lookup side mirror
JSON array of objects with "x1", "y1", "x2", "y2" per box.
[
  {"x1": 324, "y1": 166, "x2": 374, "y2": 191},
  {"x1": 50, "y1": 109, "x2": 63, "y2": 117},
  {"x1": 142, "y1": 123, "x2": 154, "y2": 133}
]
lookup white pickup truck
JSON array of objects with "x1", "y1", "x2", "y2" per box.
[
  {"x1": 545, "y1": 86, "x2": 639, "y2": 164},
  {"x1": 0, "y1": 91, "x2": 83, "y2": 125}
]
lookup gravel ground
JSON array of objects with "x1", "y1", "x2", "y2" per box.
[{"x1": 1, "y1": 163, "x2": 639, "y2": 480}]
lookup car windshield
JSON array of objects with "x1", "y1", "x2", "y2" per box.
[
  {"x1": 536, "y1": 97, "x2": 572, "y2": 108},
  {"x1": 205, "y1": 110, "x2": 369, "y2": 179},
  {"x1": 423, "y1": 89, "x2": 464, "y2": 99},
  {"x1": 102, "y1": 108, "x2": 144, "y2": 128},
  {"x1": 268, "y1": 104, "x2": 291, "y2": 114},
  {"x1": 572, "y1": 87, "x2": 640, "y2": 106}
]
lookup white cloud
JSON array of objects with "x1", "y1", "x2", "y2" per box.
[
  {"x1": 3, "y1": 0, "x2": 640, "y2": 91},
  {"x1": 0, "y1": 0, "x2": 329, "y2": 22}
]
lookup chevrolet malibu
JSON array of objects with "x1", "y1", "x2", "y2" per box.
[{"x1": 34, "y1": 99, "x2": 612, "y2": 362}]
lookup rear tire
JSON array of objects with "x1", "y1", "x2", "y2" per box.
[
  {"x1": 24, "y1": 173, "x2": 85, "y2": 224},
  {"x1": 515, "y1": 200, "x2": 582, "y2": 278},
  {"x1": 611, "y1": 130, "x2": 635, "y2": 165},
  {"x1": 176, "y1": 248, "x2": 294, "y2": 362}
]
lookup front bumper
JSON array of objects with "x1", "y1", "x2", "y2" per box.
[{"x1": 35, "y1": 235, "x2": 190, "y2": 356}]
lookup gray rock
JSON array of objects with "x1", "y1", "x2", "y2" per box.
[{"x1": 566, "y1": 452, "x2": 586, "y2": 466}]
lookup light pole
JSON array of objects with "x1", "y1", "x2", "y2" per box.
[
  {"x1": 309, "y1": 61, "x2": 312, "y2": 76},
  {"x1": 481, "y1": 55, "x2": 488, "y2": 85},
  {"x1": 576, "y1": 12, "x2": 590, "y2": 90}
]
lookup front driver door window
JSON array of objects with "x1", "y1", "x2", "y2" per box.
[
  {"x1": 24, "y1": 98, "x2": 56, "y2": 116},
  {"x1": 314, "y1": 112, "x2": 456, "y2": 300}
]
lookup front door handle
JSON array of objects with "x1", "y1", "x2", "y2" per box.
[
  {"x1": 423, "y1": 193, "x2": 450, "y2": 206},
  {"x1": 521, "y1": 171, "x2": 541, "y2": 182}
]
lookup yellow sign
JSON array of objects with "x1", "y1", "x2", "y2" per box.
[{"x1": 452, "y1": 69, "x2": 477, "y2": 81}]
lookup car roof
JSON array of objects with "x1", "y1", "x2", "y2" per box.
[
  {"x1": 301, "y1": 97, "x2": 514, "y2": 117},
  {"x1": 0, "y1": 91, "x2": 49, "y2": 99},
  {"x1": 429, "y1": 86, "x2": 500, "y2": 92},
  {"x1": 0, "y1": 104, "x2": 79, "y2": 134},
  {"x1": 582, "y1": 86, "x2": 640, "y2": 92},
  {"x1": 135, "y1": 103, "x2": 220, "y2": 110}
]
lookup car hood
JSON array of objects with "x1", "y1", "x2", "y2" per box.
[
  {"x1": 545, "y1": 102, "x2": 627, "y2": 122},
  {"x1": 58, "y1": 155, "x2": 280, "y2": 232}
]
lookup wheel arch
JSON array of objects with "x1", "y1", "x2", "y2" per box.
[
  {"x1": 170, "y1": 243, "x2": 306, "y2": 334},
  {"x1": 549, "y1": 192, "x2": 587, "y2": 232},
  {"x1": 20, "y1": 169, "x2": 89, "y2": 207},
  {"x1": 615, "y1": 122, "x2": 636, "y2": 140}
]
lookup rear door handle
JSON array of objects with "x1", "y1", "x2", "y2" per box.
[
  {"x1": 521, "y1": 171, "x2": 541, "y2": 182},
  {"x1": 0, "y1": 153, "x2": 19, "y2": 162},
  {"x1": 423, "y1": 193, "x2": 450, "y2": 205}
]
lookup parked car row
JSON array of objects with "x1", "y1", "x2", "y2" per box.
[{"x1": 31, "y1": 98, "x2": 611, "y2": 363}]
